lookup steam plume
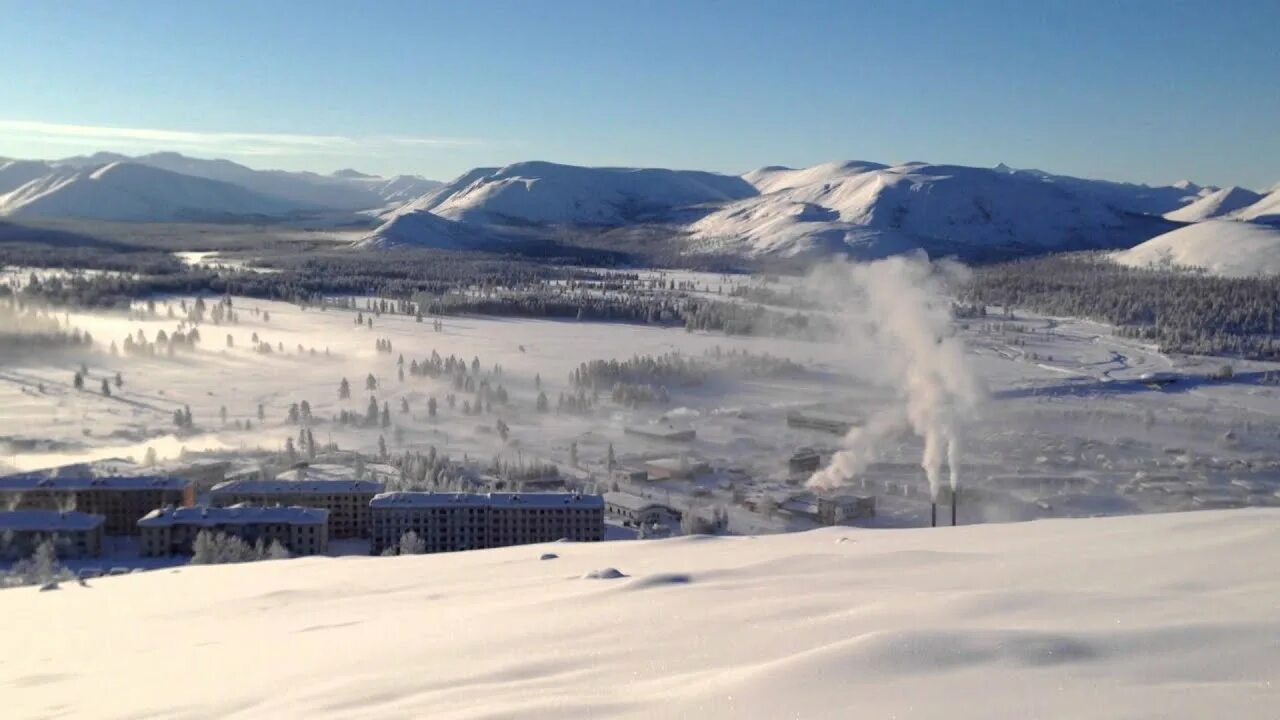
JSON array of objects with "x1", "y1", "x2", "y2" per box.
[{"x1": 806, "y1": 255, "x2": 982, "y2": 500}]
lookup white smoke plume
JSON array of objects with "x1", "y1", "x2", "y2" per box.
[{"x1": 805, "y1": 254, "x2": 983, "y2": 500}]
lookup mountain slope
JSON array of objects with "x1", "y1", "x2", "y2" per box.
[
  {"x1": 356, "y1": 209, "x2": 494, "y2": 250},
  {"x1": 994, "y1": 163, "x2": 1209, "y2": 215},
  {"x1": 1164, "y1": 186, "x2": 1263, "y2": 222},
  {"x1": 1233, "y1": 189, "x2": 1280, "y2": 224},
  {"x1": 2, "y1": 509, "x2": 1277, "y2": 719},
  {"x1": 1111, "y1": 220, "x2": 1280, "y2": 276},
  {"x1": 397, "y1": 161, "x2": 757, "y2": 226},
  {"x1": 690, "y1": 162, "x2": 1171, "y2": 259},
  {"x1": 0, "y1": 160, "x2": 57, "y2": 195},
  {"x1": 0, "y1": 162, "x2": 297, "y2": 222}
]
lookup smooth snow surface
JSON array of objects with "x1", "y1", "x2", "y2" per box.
[
  {"x1": 1164, "y1": 186, "x2": 1263, "y2": 222},
  {"x1": 1233, "y1": 189, "x2": 1280, "y2": 224},
  {"x1": 3, "y1": 509, "x2": 1277, "y2": 719},
  {"x1": 1112, "y1": 220, "x2": 1280, "y2": 276}
]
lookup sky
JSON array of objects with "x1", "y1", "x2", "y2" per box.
[{"x1": 1, "y1": 0, "x2": 1276, "y2": 190}]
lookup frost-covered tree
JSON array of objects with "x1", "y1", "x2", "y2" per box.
[
  {"x1": 114, "y1": 371, "x2": 123, "y2": 389},
  {"x1": 101, "y1": 378, "x2": 111, "y2": 396},
  {"x1": 399, "y1": 530, "x2": 426, "y2": 555},
  {"x1": 427, "y1": 396, "x2": 437, "y2": 418},
  {"x1": 536, "y1": 391, "x2": 549, "y2": 413},
  {"x1": 607, "y1": 443, "x2": 616, "y2": 471},
  {"x1": 73, "y1": 371, "x2": 84, "y2": 390},
  {"x1": 366, "y1": 373, "x2": 378, "y2": 391},
  {"x1": 266, "y1": 540, "x2": 290, "y2": 560},
  {"x1": 569, "y1": 441, "x2": 579, "y2": 467},
  {"x1": 339, "y1": 377, "x2": 351, "y2": 400}
]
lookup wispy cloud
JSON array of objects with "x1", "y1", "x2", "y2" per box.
[{"x1": 0, "y1": 119, "x2": 482, "y2": 158}]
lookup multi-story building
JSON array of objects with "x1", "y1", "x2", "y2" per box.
[
  {"x1": 369, "y1": 492, "x2": 604, "y2": 555},
  {"x1": 209, "y1": 469, "x2": 383, "y2": 539},
  {"x1": 0, "y1": 510, "x2": 105, "y2": 558},
  {"x1": 137, "y1": 504, "x2": 329, "y2": 557},
  {"x1": 0, "y1": 461, "x2": 194, "y2": 536}
]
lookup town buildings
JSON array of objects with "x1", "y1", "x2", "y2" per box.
[
  {"x1": 137, "y1": 505, "x2": 329, "y2": 557},
  {"x1": 370, "y1": 492, "x2": 604, "y2": 555},
  {"x1": 603, "y1": 491, "x2": 682, "y2": 528},
  {"x1": 0, "y1": 510, "x2": 105, "y2": 558},
  {"x1": 0, "y1": 461, "x2": 194, "y2": 535},
  {"x1": 210, "y1": 467, "x2": 383, "y2": 538}
]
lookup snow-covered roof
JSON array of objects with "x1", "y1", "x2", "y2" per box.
[
  {"x1": 137, "y1": 504, "x2": 328, "y2": 528},
  {"x1": 370, "y1": 492, "x2": 604, "y2": 510},
  {"x1": 211, "y1": 478, "x2": 385, "y2": 495},
  {"x1": 270, "y1": 463, "x2": 397, "y2": 483},
  {"x1": 371, "y1": 492, "x2": 491, "y2": 509},
  {"x1": 0, "y1": 510, "x2": 105, "y2": 532},
  {"x1": 0, "y1": 461, "x2": 191, "y2": 492},
  {"x1": 603, "y1": 492, "x2": 674, "y2": 513},
  {"x1": 489, "y1": 493, "x2": 604, "y2": 509}
]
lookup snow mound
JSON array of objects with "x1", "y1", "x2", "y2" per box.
[
  {"x1": 1233, "y1": 189, "x2": 1280, "y2": 224},
  {"x1": 355, "y1": 210, "x2": 496, "y2": 250},
  {"x1": 1164, "y1": 186, "x2": 1263, "y2": 222},
  {"x1": 1112, "y1": 220, "x2": 1280, "y2": 276},
  {"x1": 391, "y1": 161, "x2": 757, "y2": 226},
  {"x1": 0, "y1": 162, "x2": 298, "y2": 222},
  {"x1": 582, "y1": 567, "x2": 627, "y2": 580},
  {"x1": 690, "y1": 162, "x2": 1166, "y2": 259},
  {"x1": 1, "y1": 509, "x2": 1276, "y2": 718}
]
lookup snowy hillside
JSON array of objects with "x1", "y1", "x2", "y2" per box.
[
  {"x1": 355, "y1": 209, "x2": 494, "y2": 250},
  {"x1": 1111, "y1": 220, "x2": 1280, "y2": 276},
  {"x1": 0, "y1": 162, "x2": 297, "y2": 222},
  {"x1": 689, "y1": 162, "x2": 1171, "y2": 259},
  {"x1": 1233, "y1": 189, "x2": 1280, "y2": 224},
  {"x1": 394, "y1": 161, "x2": 757, "y2": 225},
  {"x1": 3, "y1": 509, "x2": 1276, "y2": 719},
  {"x1": 1164, "y1": 186, "x2": 1263, "y2": 222},
  {"x1": 120, "y1": 152, "x2": 438, "y2": 211},
  {"x1": 994, "y1": 163, "x2": 1210, "y2": 215}
]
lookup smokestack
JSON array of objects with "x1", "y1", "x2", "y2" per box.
[
  {"x1": 930, "y1": 501, "x2": 937, "y2": 528},
  {"x1": 951, "y1": 487, "x2": 958, "y2": 526}
]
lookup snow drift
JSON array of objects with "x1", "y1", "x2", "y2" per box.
[
  {"x1": 355, "y1": 210, "x2": 495, "y2": 250},
  {"x1": 1111, "y1": 220, "x2": 1280, "y2": 276},
  {"x1": 2, "y1": 509, "x2": 1276, "y2": 719}
]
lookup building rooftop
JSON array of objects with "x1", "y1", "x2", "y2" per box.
[
  {"x1": 137, "y1": 504, "x2": 328, "y2": 528},
  {"x1": 211, "y1": 478, "x2": 385, "y2": 495},
  {"x1": 0, "y1": 460, "x2": 191, "y2": 492},
  {"x1": 273, "y1": 463, "x2": 398, "y2": 484},
  {"x1": 0, "y1": 510, "x2": 106, "y2": 532},
  {"x1": 371, "y1": 492, "x2": 604, "y2": 509},
  {"x1": 603, "y1": 491, "x2": 674, "y2": 513}
]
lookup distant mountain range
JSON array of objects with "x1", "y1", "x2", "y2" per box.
[
  {"x1": 3, "y1": 150, "x2": 1278, "y2": 265},
  {"x1": 0, "y1": 152, "x2": 441, "y2": 221}
]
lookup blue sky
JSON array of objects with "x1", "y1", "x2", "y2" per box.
[{"x1": 1, "y1": 0, "x2": 1276, "y2": 189}]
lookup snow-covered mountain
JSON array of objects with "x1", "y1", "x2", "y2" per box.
[
  {"x1": 1163, "y1": 186, "x2": 1263, "y2": 223},
  {"x1": 0, "y1": 152, "x2": 442, "y2": 220},
  {"x1": 1111, "y1": 220, "x2": 1280, "y2": 276},
  {"x1": 2, "y1": 509, "x2": 1276, "y2": 719},
  {"x1": 1233, "y1": 189, "x2": 1280, "y2": 224},
  {"x1": 688, "y1": 161, "x2": 1173, "y2": 259},
  {"x1": 391, "y1": 161, "x2": 757, "y2": 226},
  {"x1": 0, "y1": 162, "x2": 297, "y2": 222},
  {"x1": 993, "y1": 163, "x2": 1211, "y2": 215},
  {"x1": 354, "y1": 209, "x2": 493, "y2": 250}
]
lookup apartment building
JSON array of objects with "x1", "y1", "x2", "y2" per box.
[
  {"x1": 137, "y1": 504, "x2": 329, "y2": 557},
  {"x1": 209, "y1": 473, "x2": 383, "y2": 539},
  {"x1": 369, "y1": 492, "x2": 605, "y2": 555},
  {"x1": 0, "y1": 461, "x2": 194, "y2": 536},
  {"x1": 0, "y1": 510, "x2": 105, "y2": 558}
]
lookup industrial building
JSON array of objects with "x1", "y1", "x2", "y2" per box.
[
  {"x1": 0, "y1": 510, "x2": 105, "y2": 558},
  {"x1": 137, "y1": 505, "x2": 329, "y2": 557},
  {"x1": 369, "y1": 492, "x2": 605, "y2": 555},
  {"x1": 209, "y1": 470, "x2": 383, "y2": 538},
  {"x1": 603, "y1": 491, "x2": 682, "y2": 527},
  {"x1": 0, "y1": 461, "x2": 194, "y2": 535}
]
